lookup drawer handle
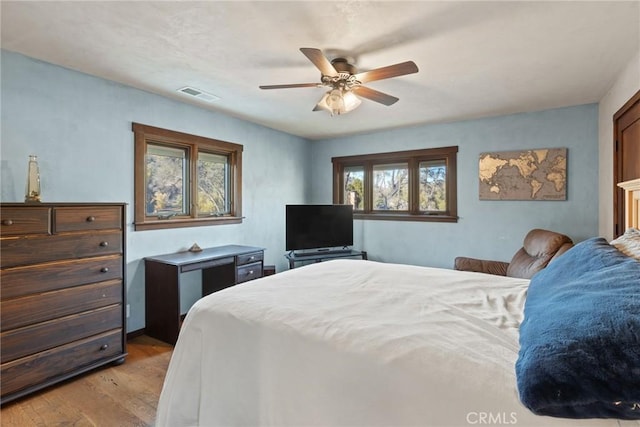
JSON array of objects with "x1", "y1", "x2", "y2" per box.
[
  {"x1": 100, "y1": 267, "x2": 109, "y2": 273},
  {"x1": 86, "y1": 216, "x2": 96, "y2": 222},
  {"x1": 248, "y1": 270, "x2": 254, "y2": 275},
  {"x1": 2, "y1": 219, "x2": 13, "y2": 226},
  {"x1": 249, "y1": 256, "x2": 255, "y2": 261},
  {"x1": 99, "y1": 241, "x2": 109, "y2": 247},
  {"x1": 99, "y1": 344, "x2": 109, "y2": 351}
]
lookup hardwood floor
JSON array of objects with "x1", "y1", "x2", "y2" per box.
[{"x1": 1, "y1": 335, "x2": 173, "y2": 427}]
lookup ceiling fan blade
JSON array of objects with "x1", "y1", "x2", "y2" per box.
[
  {"x1": 353, "y1": 86, "x2": 399, "y2": 106},
  {"x1": 300, "y1": 48, "x2": 339, "y2": 77},
  {"x1": 259, "y1": 83, "x2": 320, "y2": 90},
  {"x1": 354, "y1": 61, "x2": 418, "y2": 84}
]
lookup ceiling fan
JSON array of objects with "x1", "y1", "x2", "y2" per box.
[{"x1": 259, "y1": 48, "x2": 419, "y2": 116}]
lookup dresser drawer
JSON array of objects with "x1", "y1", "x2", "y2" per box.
[
  {"x1": 1, "y1": 231, "x2": 122, "y2": 268},
  {"x1": 237, "y1": 251, "x2": 263, "y2": 266},
  {"x1": 236, "y1": 261, "x2": 263, "y2": 284},
  {"x1": 1, "y1": 255, "x2": 123, "y2": 300},
  {"x1": 54, "y1": 206, "x2": 122, "y2": 232},
  {"x1": 1, "y1": 305, "x2": 122, "y2": 363},
  {"x1": 1, "y1": 280, "x2": 122, "y2": 331},
  {"x1": 1, "y1": 329, "x2": 122, "y2": 398},
  {"x1": 0, "y1": 207, "x2": 50, "y2": 236}
]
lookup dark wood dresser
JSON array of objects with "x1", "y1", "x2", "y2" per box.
[{"x1": 0, "y1": 203, "x2": 127, "y2": 404}]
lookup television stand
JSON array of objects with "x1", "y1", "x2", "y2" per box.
[
  {"x1": 285, "y1": 249, "x2": 367, "y2": 269},
  {"x1": 292, "y1": 247, "x2": 353, "y2": 257}
]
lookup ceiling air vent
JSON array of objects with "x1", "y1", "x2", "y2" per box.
[{"x1": 177, "y1": 86, "x2": 220, "y2": 103}]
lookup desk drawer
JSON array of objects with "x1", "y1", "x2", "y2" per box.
[
  {"x1": 237, "y1": 261, "x2": 263, "y2": 284},
  {"x1": 181, "y1": 256, "x2": 234, "y2": 273},
  {"x1": 1, "y1": 305, "x2": 122, "y2": 363},
  {"x1": 54, "y1": 206, "x2": 122, "y2": 232},
  {"x1": 1, "y1": 329, "x2": 122, "y2": 398},
  {"x1": 0, "y1": 207, "x2": 50, "y2": 236},
  {"x1": 237, "y1": 251, "x2": 263, "y2": 266}
]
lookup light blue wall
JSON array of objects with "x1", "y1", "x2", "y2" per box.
[
  {"x1": 0, "y1": 49, "x2": 600, "y2": 333},
  {"x1": 311, "y1": 104, "x2": 599, "y2": 268},
  {"x1": 1, "y1": 50, "x2": 311, "y2": 332}
]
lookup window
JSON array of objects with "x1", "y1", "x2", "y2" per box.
[
  {"x1": 133, "y1": 123, "x2": 243, "y2": 231},
  {"x1": 332, "y1": 146, "x2": 458, "y2": 222},
  {"x1": 343, "y1": 166, "x2": 365, "y2": 210},
  {"x1": 373, "y1": 162, "x2": 409, "y2": 210},
  {"x1": 419, "y1": 159, "x2": 447, "y2": 212},
  {"x1": 146, "y1": 145, "x2": 189, "y2": 217}
]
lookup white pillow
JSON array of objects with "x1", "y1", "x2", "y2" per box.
[{"x1": 610, "y1": 228, "x2": 640, "y2": 261}]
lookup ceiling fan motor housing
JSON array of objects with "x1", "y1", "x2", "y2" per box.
[{"x1": 330, "y1": 58, "x2": 357, "y2": 75}]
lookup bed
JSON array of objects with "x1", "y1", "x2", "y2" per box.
[{"x1": 156, "y1": 180, "x2": 640, "y2": 427}]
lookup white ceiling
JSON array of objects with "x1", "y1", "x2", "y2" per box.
[{"x1": 2, "y1": 1, "x2": 639, "y2": 140}]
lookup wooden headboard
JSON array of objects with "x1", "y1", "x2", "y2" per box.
[{"x1": 617, "y1": 178, "x2": 640, "y2": 230}]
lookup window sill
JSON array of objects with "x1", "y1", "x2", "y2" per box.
[
  {"x1": 134, "y1": 216, "x2": 243, "y2": 231},
  {"x1": 353, "y1": 213, "x2": 458, "y2": 223}
]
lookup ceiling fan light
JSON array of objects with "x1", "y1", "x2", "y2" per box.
[
  {"x1": 317, "y1": 89, "x2": 361, "y2": 116},
  {"x1": 342, "y1": 90, "x2": 362, "y2": 112},
  {"x1": 327, "y1": 89, "x2": 345, "y2": 115},
  {"x1": 315, "y1": 91, "x2": 339, "y2": 116}
]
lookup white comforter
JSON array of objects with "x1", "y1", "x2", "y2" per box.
[{"x1": 156, "y1": 260, "x2": 634, "y2": 427}]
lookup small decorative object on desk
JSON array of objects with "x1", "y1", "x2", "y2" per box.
[
  {"x1": 189, "y1": 243, "x2": 202, "y2": 252},
  {"x1": 25, "y1": 155, "x2": 41, "y2": 203}
]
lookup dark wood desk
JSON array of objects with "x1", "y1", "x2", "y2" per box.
[
  {"x1": 145, "y1": 244, "x2": 264, "y2": 345},
  {"x1": 285, "y1": 249, "x2": 367, "y2": 269}
]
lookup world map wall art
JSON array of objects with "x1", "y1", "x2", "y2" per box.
[{"x1": 479, "y1": 148, "x2": 567, "y2": 200}]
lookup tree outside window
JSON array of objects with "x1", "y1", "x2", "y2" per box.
[
  {"x1": 373, "y1": 163, "x2": 409, "y2": 210},
  {"x1": 197, "y1": 152, "x2": 229, "y2": 216},
  {"x1": 344, "y1": 166, "x2": 364, "y2": 210},
  {"x1": 146, "y1": 144, "x2": 188, "y2": 217},
  {"x1": 419, "y1": 160, "x2": 446, "y2": 212}
]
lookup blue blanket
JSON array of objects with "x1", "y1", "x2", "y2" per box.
[{"x1": 516, "y1": 237, "x2": 640, "y2": 419}]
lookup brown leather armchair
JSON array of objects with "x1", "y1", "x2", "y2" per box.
[{"x1": 454, "y1": 229, "x2": 574, "y2": 279}]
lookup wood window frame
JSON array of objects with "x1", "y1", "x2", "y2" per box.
[
  {"x1": 133, "y1": 123, "x2": 243, "y2": 231},
  {"x1": 332, "y1": 146, "x2": 458, "y2": 222}
]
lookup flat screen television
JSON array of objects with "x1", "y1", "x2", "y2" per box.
[{"x1": 286, "y1": 204, "x2": 353, "y2": 254}]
